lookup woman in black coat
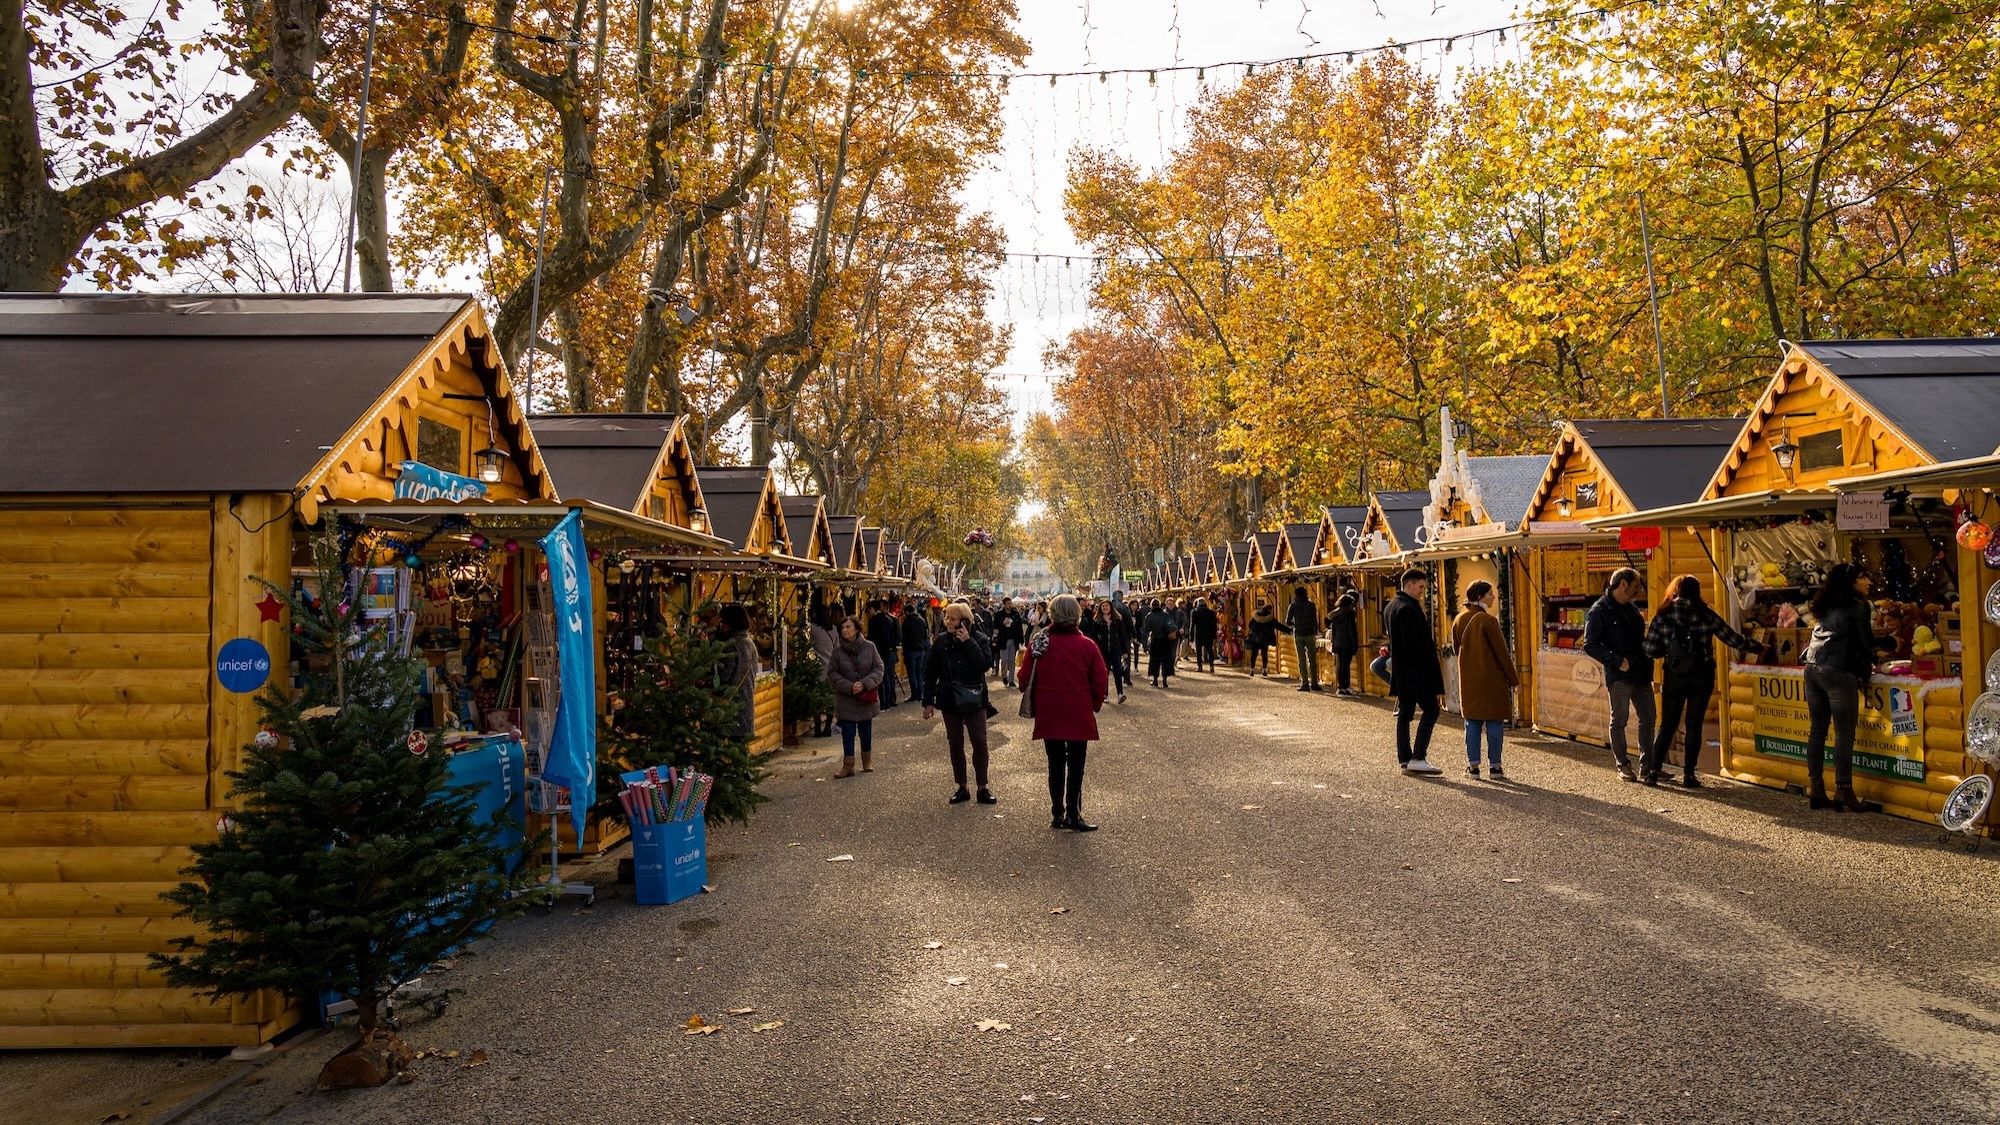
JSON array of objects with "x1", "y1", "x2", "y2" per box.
[
  {"x1": 923, "y1": 603, "x2": 997, "y2": 805},
  {"x1": 1143, "y1": 599, "x2": 1180, "y2": 688},
  {"x1": 1327, "y1": 589, "x2": 1361, "y2": 695},
  {"x1": 1802, "y1": 562, "x2": 1888, "y2": 813}
]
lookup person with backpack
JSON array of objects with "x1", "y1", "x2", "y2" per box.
[{"x1": 1640, "y1": 574, "x2": 1766, "y2": 787}]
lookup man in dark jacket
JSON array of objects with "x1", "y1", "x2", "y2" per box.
[
  {"x1": 1385, "y1": 568, "x2": 1444, "y2": 773},
  {"x1": 1580, "y1": 567, "x2": 1653, "y2": 781},
  {"x1": 901, "y1": 602, "x2": 932, "y2": 708},
  {"x1": 868, "y1": 599, "x2": 902, "y2": 709},
  {"x1": 994, "y1": 598, "x2": 1027, "y2": 686},
  {"x1": 1190, "y1": 598, "x2": 1220, "y2": 672},
  {"x1": 1285, "y1": 587, "x2": 1322, "y2": 692}
]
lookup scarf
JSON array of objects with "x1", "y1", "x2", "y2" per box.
[{"x1": 1252, "y1": 606, "x2": 1276, "y2": 623}]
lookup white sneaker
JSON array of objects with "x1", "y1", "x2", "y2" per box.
[
  {"x1": 1116, "y1": 693, "x2": 1127, "y2": 704},
  {"x1": 1405, "y1": 759, "x2": 1442, "y2": 775}
]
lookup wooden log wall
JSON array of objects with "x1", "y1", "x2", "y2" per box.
[{"x1": 0, "y1": 499, "x2": 297, "y2": 1047}]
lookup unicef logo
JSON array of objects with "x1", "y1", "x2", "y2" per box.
[{"x1": 216, "y1": 637, "x2": 272, "y2": 694}]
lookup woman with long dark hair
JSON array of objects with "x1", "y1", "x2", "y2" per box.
[
  {"x1": 1802, "y1": 562, "x2": 1881, "y2": 812},
  {"x1": 1019, "y1": 595, "x2": 1110, "y2": 831},
  {"x1": 1639, "y1": 574, "x2": 1765, "y2": 787},
  {"x1": 1327, "y1": 589, "x2": 1361, "y2": 695}
]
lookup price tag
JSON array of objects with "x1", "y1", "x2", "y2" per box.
[{"x1": 1837, "y1": 492, "x2": 1891, "y2": 531}]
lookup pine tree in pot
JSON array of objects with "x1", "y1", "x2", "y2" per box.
[
  {"x1": 153, "y1": 529, "x2": 541, "y2": 1089},
  {"x1": 600, "y1": 629, "x2": 775, "y2": 826}
]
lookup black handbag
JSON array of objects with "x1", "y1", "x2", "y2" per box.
[{"x1": 950, "y1": 681, "x2": 985, "y2": 713}]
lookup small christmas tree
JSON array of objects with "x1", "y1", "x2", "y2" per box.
[
  {"x1": 600, "y1": 629, "x2": 773, "y2": 825},
  {"x1": 154, "y1": 528, "x2": 540, "y2": 1085},
  {"x1": 1880, "y1": 538, "x2": 1918, "y2": 601}
]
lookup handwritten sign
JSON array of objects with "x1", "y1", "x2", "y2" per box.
[{"x1": 1837, "y1": 492, "x2": 1891, "y2": 531}]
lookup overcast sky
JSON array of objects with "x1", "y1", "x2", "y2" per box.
[{"x1": 971, "y1": 0, "x2": 1519, "y2": 423}]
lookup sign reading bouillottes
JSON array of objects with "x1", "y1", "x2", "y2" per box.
[{"x1": 1744, "y1": 665, "x2": 1934, "y2": 781}]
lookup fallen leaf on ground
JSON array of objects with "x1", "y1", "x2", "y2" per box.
[
  {"x1": 993, "y1": 962, "x2": 1009, "y2": 969},
  {"x1": 701, "y1": 884, "x2": 716, "y2": 893},
  {"x1": 1049, "y1": 907, "x2": 1070, "y2": 915},
  {"x1": 1339, "y1": 793, "x2": 1354, "y2": 799},
  {"x1": 1653, "y1": 807, "x2": 1670, "y2": 814},
  {"x1": 1488, "y1": 846, "x2": 1501, "y2": 853},
  {"x1": 1502, "y1": 878, "x2": 1524, "y2": 884},
  {"x1": 99, "y1": 1113, "x2": 130, "y2": 1123},
  {"x1": 787, "y1": 842, "x2": 802, "y2": 847},
  {"x1": 1313, "y1": 784, "x2": 1327, "y2": 789},
  {"x1": 923, "y1": 941, "x2": 944, "y2": 949},
  {"x1": 946, "y1": 976, "x2": 970, "y2": 986},
  {"x1": 976, "y1": 1019, "x2": 1012, "y2": 1032},
  {"x1": 752, "y1": 1021, "x2": 785, "y2": 1033},
  {"x1": 992, "y1": 814, "x2": 1004, "y2": 819},
  {"x1": 1010, "y1": 871, "x2": 1022, "y2": 878},
  {"x1": 463, "y1": 1049, "x2": 490, "y2": 1067},
  {"x1": 683, "y1": 1016, "x2": 720, "y2": 1036},
  {"x1": 727, "y1": 1007, "x2": 756, "y2": 1015},
  {"x1": 1022, "y1": 1094, "x2": 1038, "y2": 1102},
  {"x1": 1240, "y1": 804, "x2": 1263, "y2": 810},
  {"x1": 827, "y1": 854, "x2": 855, "y2": 863}
]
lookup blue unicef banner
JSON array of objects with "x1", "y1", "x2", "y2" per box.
[
  {"x1": 215, "y1": 637, "x2": 271, "y2": 694},
  {"x1": 537, "y1": 510, "x2": 595, "y2": 841},
  {"x1": 394, "y1": 461, "x2": 489, "y2": 502}
]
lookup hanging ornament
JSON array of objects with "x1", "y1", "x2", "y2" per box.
[
  {"x1": 468, "y1": 532, "x2": 488, "y2": 549},
  {"x1": 1985, "y1": 539, "x2": 2000, "y2": 569},
  {"x1": 504, "y1": 539, "x2": 521, "y2": 553},
  {"x1": 215, "y1": 815, "x2": 235, "y2": 835},
  {"x1": 407, "y1": 730, "x2": 430, "y2": 756},
  {"x1": 404, "y1": 553, "x2": 423, "y2": 569},
  {"x1": 589, "y1": 548, "x2": 604, "y2": 563},
  {"x1": 1958, "y1": 517, "x2": 1994, "y2": 552},
  {"x1": 253, "y1": 728, "x2": 279, "y2": 749}
]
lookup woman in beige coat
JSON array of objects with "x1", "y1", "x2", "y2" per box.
[{"x1": 1450, "y1": 580, "x2": 1519, "y2": 779}]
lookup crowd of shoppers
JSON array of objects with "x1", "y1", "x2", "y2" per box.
[{"x1": 787, "y1": 555, "x2": 1890, "y2": 829}]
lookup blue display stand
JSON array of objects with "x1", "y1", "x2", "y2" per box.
[
  {"x1": 631, "y1": 819, "x2": 706, "y2": 905},
  {"x1": 446, "y1": 739, "x2": 528, "y2": 873}
]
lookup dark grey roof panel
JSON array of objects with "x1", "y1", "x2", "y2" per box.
[
  {"x1": 1794, "y1": 340, "x2": 2000, "y2": 461},
  {"x1": 693, "y1": 466, "x2": 771, "y2": 549},
  {"x1": 530, "y1": 413, "x2": 679, "y2": 448},
  {"x1": 1375, "y1": 490, "x2": 1430, "y2": 552},
  {"x1": 1463, "y1": 455, "x2": 1549, "y2": 530},
  {"x1": 536, "y1": 445, "x2": 649, "y2": 509},
  {"x1": 0, "y1": 292, "x2": 469, "y2": 336}
]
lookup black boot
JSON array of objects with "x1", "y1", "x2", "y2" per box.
[
  {"x1": 1064, "y1": 756, "x2": 1095, "y2": 830},
  {"x1": 1065, "y1": 805, "x2": 1099, "y2": 832},
  {"x1": 1050, "y1": 804, "x2": 1065, "y2": 830}
]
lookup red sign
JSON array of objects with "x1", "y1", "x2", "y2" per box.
[{"x1": 1619, "y1": 526, "x2": 1662, "y2": 551}]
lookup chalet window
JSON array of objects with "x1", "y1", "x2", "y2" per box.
[
  {"x1": 648, "y1": 494, "x2": 667, "y2": 521},
  {"x1": 416, "y1": 416, "x2": 463, "y2": 474},
  {"x1": 1575, "y1": 481, "x2": 1599, "y2": 508},
  {"x1": 1799, "y1": 429, "x2": 1844, "y2": 473}
]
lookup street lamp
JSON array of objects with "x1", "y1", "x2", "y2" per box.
[{"x1": 1555, "y1": 494, "x2": 1574, "y2": 519}]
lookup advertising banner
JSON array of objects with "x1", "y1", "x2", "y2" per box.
[
  {"x1": 537, "y1": 510, "x2": 597, "y2": 840},
  {"x1": 1746, "y1": 666, "x2": 1929, "y2": 782}
]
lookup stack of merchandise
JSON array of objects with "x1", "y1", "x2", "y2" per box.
[{"x1": 617, "y1": 766, "x2": 713, "y2": 828}]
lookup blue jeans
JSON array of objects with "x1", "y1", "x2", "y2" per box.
[
  {"x1": 838, "y1": 719, "x2": 874, "y2": 758},
  {"x1": 904, "y1": 650, "x2": 927, "y2": 707},
  {"x1": 1465, "y1": 719, "x2": 1504, "y2": 767}
]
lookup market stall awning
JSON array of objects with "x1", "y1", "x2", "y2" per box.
[
  {"x1": 324, "y1": 498, "x2": 734, "y2": 552},
  {"x1": 1831, "y1": 454, "x2": 2000, "y2": 496},
  {"x1": 631, "y1": 552, "x2": 826, "y2": 577},
  {"x1": 1582, "y1": 490, "x2": 1833, "y2": 529}
]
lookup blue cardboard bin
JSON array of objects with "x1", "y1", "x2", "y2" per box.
[{"x1": 631, "y1": 818, "x2": 706, "y2": 905}]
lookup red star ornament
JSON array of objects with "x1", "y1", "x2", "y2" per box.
[{"x1": 255, "y1": 593, "x2": 285, "y2": 623}]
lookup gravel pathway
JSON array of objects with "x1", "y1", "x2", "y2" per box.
[{"x1": 189, "y1": 671, "x2": 2000, "y2": 1124}]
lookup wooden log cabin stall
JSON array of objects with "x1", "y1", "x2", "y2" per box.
[
  {"x1": 1401, "y1": 428, "x2": 1547, "y2": 717},
  {"x1": 1342, "y1": 490, "x2": 1436, "y2": 698},
  {"x1": 1585, "y1": 341, "x2": 2000, "y2": 824},
  {"x1": 1288, "y1": 506, "x2": 1373, "y2": 688},
  {"x1": 1500, "y1": 418, "x2": 1745, "y2": 760},
  {"x1": 0, "y1": 292, "x2": 602, "y2": 1047}
]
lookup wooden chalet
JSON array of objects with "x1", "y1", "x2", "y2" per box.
[
  {"x1": 0, "y1": 293, "x2": 562, "y2": 1048},
  {"x1": 1588, "y1": 341, "x2": 2000, "y2": 822}
]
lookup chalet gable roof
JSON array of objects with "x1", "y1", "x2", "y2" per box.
[
  {"x1": 1791, "y1": 339, "x2": 2000, "y2": 462},
  {"x1": 531, "y1": 413, "x2": 684, "y2": 512},
  {"x1": 0, "y1": 292, "x2": 502, "y2": 494}
]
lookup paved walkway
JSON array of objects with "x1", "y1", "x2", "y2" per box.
[{"x1": 191, "y1": 670, "x2": 2000, "y2": 1124}]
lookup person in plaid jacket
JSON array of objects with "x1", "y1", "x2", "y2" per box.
[{"x1": 1640, "y1": 574, "x2": 1767, "y2": 786}]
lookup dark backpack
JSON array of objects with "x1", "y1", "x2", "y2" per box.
[{"x1": 1664, "y1": 618, "x2": 1704, "y2": 675}]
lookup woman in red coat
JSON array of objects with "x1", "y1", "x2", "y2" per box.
[{"x1": 1018, "y1": 594, "x2": 1110, "y2": 831}]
